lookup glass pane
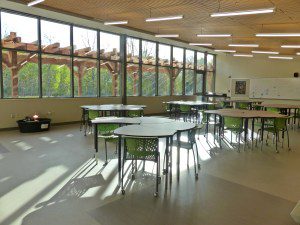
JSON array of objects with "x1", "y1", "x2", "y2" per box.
[
  {"x1": 185, "y1": 50, "x2": 194, "y2": 69},
  {"x1": 206, "y1": 71, "x2": 215, "y2": 93},
  {"x1": 172, "y1": 47, "x2": 183, "y2": 68},
  {"x1": 100, "y1": 32, "x2": 120, "y2": 60},
  {"x1": 142, "y1": 40, "x2": 156, "y2": 65},
  {"x1": 158, "y1": 66, "x2": 170, "y2": 96},
  {"x1": 127, "y1": 37, "x2": 139, "y2": 63},
  {"x1": 196, "y1": 73, "x2": 203, "y2": 94},
  {"x1": 73, "y1": 27, "x2": 97, "y2": 58},
  {"x1": 207, "y1": 54, "x2": 214, "y2": 71},
  {"x1": 1, "y1": 12, "x2": 38, "y2": 51},
  {"x1": 197, "y1": 52, "x2": 205, "y2": 70},
  {"x1": 2, "y1": 50, "x2": 39, "y2": 98},
  {"x1": 158, "y1": 44, "x2": 170, "y2": 66},
  {"x1": 42, "y1": 54, "x2": 71, "y2": 97},
  {"x1": 74, "y1": 58, "x2": 98, "y2": 97},
  {"x1": 173, "y1": 68, "x2": 183, "y2": 95},
  {"x1": 142, "y1": 65, "x2": 156, "y2": 96},
  {"x1": 41, "y1": 20, "x2": 71, "y2": 55},
  {"x1": 100, "y1": 60, "x2": 120, "y2": 96},
  {"x1": 185, "y1": 69, "x2": 194, "y2": 95},
  {"x1": 126, "y1": 63, "x2": 139, "y2": 96}
]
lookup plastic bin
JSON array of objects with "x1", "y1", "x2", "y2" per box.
[{"x1": 17, "y1": 118, "x2": 51, "y2": 133}]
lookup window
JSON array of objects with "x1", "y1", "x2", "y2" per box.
[
  {"x1": 100, "y1": 60, "x2": 120, "y2": 96},
  {"x1": 185, "y1": 69, "x2": 194, "y2": 95},
  {"x1": 127, "y1": 37, "x2": 140, "y2": 63},
  {"x1": 185, "y1": 50, "x2": 194, "y2": 69},
  {"x1": 197, "y1": 52, "x2": 205, "y2": 70},
  {"x1": 41, "y1": 20, "x2": 71, "y2": 55},
  {"x1": 73, "y1": 27, "x2": 97, "y2": 58},
  {"x1": 142, "y1": 40, "x2": 156, "y2": 65},
  {"x1": 100, "y1": 32, "x2": 120, "y2": 61},
  {"x1": 42, "y1": 54, "x2": 71, "y2": 97},
  {"x1": 196, "y1": 73, "x2": 204, "y2": 94},
  {"x1": 207, "y1": 54, "x2": 214, "y2": 71},
  {"x1": 172, "y1": 47, "x2": 183, "y2": 68},
  {"x1": 126, "y1": 64, "x2": 139, "y2": 96},
  {"x1": 74, "y1": 58, "x2": 98, "y2": 97},
  {"x1": 142, "y1": 65, "x2": 156, "y2": 96},
  {"x1": 158, "y1": 44, "x2": 170, "y2": 66},
  {"x1": 206, "y1": 54, "x2": 215, "y2": 92},
  {"x1": 2, "y1": 50, "x2": 39, "y2": 98},
  {"x1": 158, "y1": 66, "x2": 170, "y2": 96},
  {"x1": 1, "y1": 12, "x2": 38, "y2": 51},
  {"x1": 173, "y1": 68, "x2": 183, "y2": 95}
]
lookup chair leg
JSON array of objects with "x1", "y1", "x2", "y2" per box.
[
  {"x1": 104, "y1": 140, "x2": 108, "y2": 166},
  {"x1": 275, "y1": 132, "x2": 278, "y2": 153},
  {"x1": 191, "y1": 148, "x2": 198, "y2": 180},
  {"x1": 194, "y1": 143, "x2": 201, "y2": 170},
  {"x1": 154, "y1": 154, "x2": 160, "y2": 197},
  {"x1": 238, "y1": 132, "x2": 241, "y2": 152},
  {"x1": 121, "y1": 155, "x2": 126, "y2": 195},
  {"x1": 187, "y1": 150, "x2": 189, "y2": 168},
  {"x1": 286, "y1": 129, "x2": 291, "y2": 151}
]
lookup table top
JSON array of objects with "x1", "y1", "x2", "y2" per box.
[
  {"x1": 260, "y1": 103, "x2": 300, "y2": 109},
  {"x1": 91, "y1": 117, "x2": 141, "y2": 124},
  {"x1": 223, "y1": 99, "x2": 263, "y2": 103},
  {"x1": 139, "y1": 117, "x2": 175, "y2": 124},
  {"x1": 205, "y1": 109, "x2": 286, "y2": 118},
  {"x1": 85, "y1": 105, "x2": 145, "y2": 111},
  {"x1": 114, "y1": 125, "x2": 176, "y2": 137},
  {"x1": 165, "y1": 101, "x2": 215, "y2": 106},
  {"x1": 144, "y1": 121, "x2": 196, "y2": 132}
]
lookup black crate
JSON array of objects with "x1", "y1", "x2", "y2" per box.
[{"x1": 17, "y1": 118, "x2": 51, "y2": 133}]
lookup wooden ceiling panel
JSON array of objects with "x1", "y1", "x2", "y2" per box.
[{"x1": 12, "y1": 0, "x2": 300, "y2": 55}]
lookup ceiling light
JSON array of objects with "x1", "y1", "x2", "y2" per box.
[
  {"x1": 252, "y1": 50, "x2": 279, "y2": 54},
  {"x1": 233, "y1": 54, "x2": 253, "y2": 57},
  {"x1": 189, "y1": 43, "x2": 212, "y2": 46},
  {"x1": 211, "y1": 8, "x2": 275, "y2": 17},
  {"x1": 27, "y1": 0, "x2": 44, "y2": 6},
  {"x1": 281, "y1": 45, "x2": 300, "y2": 48},
  {"x1": 256, "y1": 33, "x2": 300, "y2": 37},
  {"x1": 297, "y1": 53, "x2": 300, "y2": 55},
  {"x1": 215, "y1": 49, "x2": 236, "y2": 53},
  {"x1": 229, "y1": 44, "x2": 259, "y2": 47},
  {"x1": 155, "y1": 34, "x2": 179, "y2": 38},
  {"x1": 145, "y1": 15, "x2": 183, "y2": 22},
  {"x1": 197, "y1": 34, "x2": 231, "y2": 37},
  {"x1": 269, "y1": 56, "x2": 293, "y2": 60},
  {"x1": 104, "y1": 21, "x2": 128, "y2": 25}
]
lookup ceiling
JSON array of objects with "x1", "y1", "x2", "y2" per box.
[{"x1": 10, "y1": 0, "x2": 300, "y2": 55}]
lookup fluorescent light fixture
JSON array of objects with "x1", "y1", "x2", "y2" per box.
[
  {"x1": 189, "y1": 43, "x2": 212, "y2": 46},
  {"x1": 297, "y1": 53, "x2": 300, "y2": 55},
  {"x1": 197, "y1": 34, "x2": 231, "y2": 37},
  {"x1": 269, "y1": 56, "x2": 293, "y2": 60},
  {"x1": 211, "y1": 8, "x2": 275, "y2": 17},
  {"x1": 27, "y1": 0, "x2": 44, "y2": 6},
  {"x1": 252, "y1": 50, "x2": 279, "y2": 54},
  {"x1": 104, "y1": 21, "x2": 128, "y2": 25},
  {"x1": 214, "y1": 49, "x2": 236, "y2": 53},
  {"x1": 155, "y1": 34, "x2": 179, "y2": 38},
  {"x1": 229, "y1": 44, "x2": 259, "y2": 47},
  {"x1": 145, "y1": 15, "x2": 183, "y2": 22},
  {"x1": 233, "y1": 54, "x2": 253, "y2": 57},
  {"x1": 256, "y1": 33, "x2": 300, "y2": 37},
  {"x1": 281, "y1": 45, "x2": 300, "y2": 48}
]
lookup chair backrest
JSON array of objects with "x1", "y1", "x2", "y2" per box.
[
  {"x1": 253, "y1": 105, "x2": 263, "y2": 110},
  {"x1": 98, "y1": 123, "x2": 119, "y2": 135},
  {"x1": 88, "y1": 110, "x2": 99, "y2": 120},
  {"x1": 223, "y1": 116, "x2": 243, "y2": 130},
  {"x1": 207, "y1": 104, "x2": 215, "y2": 110},
  {"x1": 127, "y1": 110, "x2": 143, "y2": 117},
  {"x1": 220, "y1": 101, "x2": 231, "y2": 109},
  {"x1": 179, "y1": 105, "x2": 192, "y2": 112},
  {"x1": 124, "y1": 137, "x2": 159, "y2": 161},
  {"x1": 274, "y1": 117, "x2": 288, "y2": 131},
  {"x1": 236, "y1": 102, "x2": 248, "y2": 109},
  {"x1": 266, "y1": 107, "x2": 280, "y2": 113}
]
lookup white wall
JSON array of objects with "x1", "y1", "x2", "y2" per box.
[{"x1": 215, "y1": 54, "x2": 300, "y2": 103}]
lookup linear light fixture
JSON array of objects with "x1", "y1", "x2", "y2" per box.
[
  {"x1": 155, "y1": 34, "x2": 179, "y2": 38},
  {"x1": 145, "y1": 15, "x2": 183, "y2": 22},
  {"x1": 297, "y1": 53, "x2": 300, "y2": 55},
  {"x1": 233, "y1": 54, "x2": 253, "y2": 57},
  {"x1": 229, "y1": 44, "x2": 259, "y2": 47},
  {"x1": 256, "y1": 33, "x2": 300, "y2": 37},
  {"x1": 197, "y1": 34, "x2": 231, "y2": 37},
  {"x1": 27, "y1": 0, "x2": 44, "y2": 6},
  {"x1": 269, "y1": 56, "x2": 293, "y2": 60},
  {"x1": 211, "y1": 8, "x2": 275, "y2": 17},
  {"x1": 281, "y1": 45, "x2": 300, "y2": 48},
  {"x1": 252, "y1": 50, "x2": 279, "y2": 54},
  {"x1": 215, "y1": 49, "x2": 236, "y2": 53},
  {"x1": 104, "y1": 21, "x2": 128, "y2": 25},
  {"x1": 189, "y1": 43, "x2": 212, "y2": 46}
]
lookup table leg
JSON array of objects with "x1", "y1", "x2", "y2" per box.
[
  {"x1": 205, "y1": 114, "x2": 209, "y2": 141},
  {"x1": 260, "y1": 119, "x2": 265, "y2": 151},
  {"x1": 213, "y1": 114, "x2": 217, "y2": 143},
  {"x1": 118, "y1": 135, "x2": 122, "y2": 186},
  {"x1": 177, "y1": 132, "x2": 181, "y2": 181},
  {"x1": 251, "y1": 118, "x2": 255, "y2": 150},
  {"x1": 244, "y1": 118, "x2": 249, "y2": 150},
  {"x1": 94, "y1": 124, "x2": 98, "y2": 163},
  {"x1": 165, "y1": 137, "x2": 170, "y2": 190},
  {"x1": 169, "y1": 136, "x2": 173, "y2": 184}
]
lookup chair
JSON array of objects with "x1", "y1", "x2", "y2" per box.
[
  {"x1": 258, "y1": 117, "x2": 291, "y2": 153},
  {"x1": 178, "y1": 105, "x2": 194, "y2": 122},
  {"x1": 88, "y1": 110, "x2": 99, "y2": 134},
  {"x1": 164, "y1": 102, "x2": 176, "y2": 118},
  {"x1": 221, "y1": 116, "x2": 244, "y2": 151},
  {"x1": 220, "y1": 101, "x2": 232, "y2": 109},
  {"x1": 127, "y1": 109, "x2": 143, "y2": 117},
  {"x1": 97, "y1": 123, "x2": 119, "y2": 165},
  {"x1": 121, "y1": 137, "x2": 160, "y2": 196},
  {"x1": 236, "y1": 102, "x2": 249, "y2": 109},
  {"x1": 172, "y1": 127, "x2": 200, "y2": 176},
  {"x1": 294, "y1": 109, "x2": 300, "y2": 127}
]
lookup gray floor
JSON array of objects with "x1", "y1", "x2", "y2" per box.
[{"x1": 0, "y1": 123, "x2": 299, "y2": 225}]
